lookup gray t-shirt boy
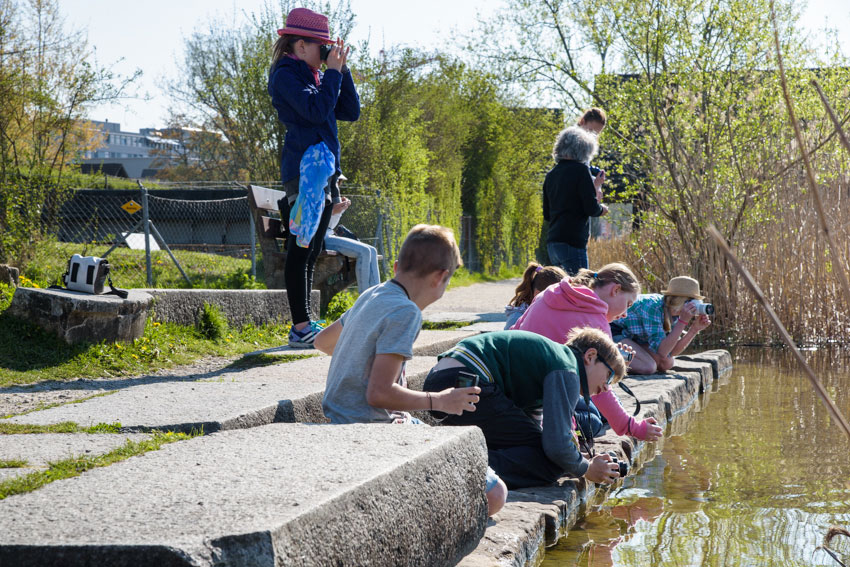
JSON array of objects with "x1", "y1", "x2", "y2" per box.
[{"x1": 322, "y1": 280, "x2": 422, "y2": 424}]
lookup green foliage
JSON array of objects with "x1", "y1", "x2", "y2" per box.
[
  {"x1": 196, "y1": 303, "x2": 229, "y2": 341},
  {"x1": 0, "y1": 459, "x2": 27, "y2": 468},
  {"x1": 325, "y1": 290, "x2": 357, "y2": 322}
]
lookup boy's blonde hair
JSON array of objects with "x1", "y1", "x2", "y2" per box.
[
  {"x1": 566, "y1": 327, "x2": 626, "y2": 382},
  {"x1": 397, "y1": 224, "x2": 462, "y2": 277}
]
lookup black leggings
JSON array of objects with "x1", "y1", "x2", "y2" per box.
[{"x1": 284, "y1": 203, "x2": 333, "y2": 325}]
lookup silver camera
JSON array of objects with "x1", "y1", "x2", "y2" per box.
[{"x1": 687, "y1": 299, "x2": 714, "y2": 316}]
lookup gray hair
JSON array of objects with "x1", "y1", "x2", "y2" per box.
[{"x1": 552, "y1": 125, "x2": 598, "y2": 163}]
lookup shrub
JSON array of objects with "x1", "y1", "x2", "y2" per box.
[
  {"x1": 196, "y1": 302, "x2": 228, "y2": 341},
  {"x1": 326, "y1": 291, "x2": 358, "y2": 322}
]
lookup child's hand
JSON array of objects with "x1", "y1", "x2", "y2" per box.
[
  {"x1": 678, "y1": 301, "x2": 697, "y2": 323},
  {"x1": 691, "y1": 314, "x2": 711, "y2": 331},
  {"x1": 643, "y1": 417, "x2": 663, "y2": 441},
  {"x1": 585, "y1": 453, "x2": 620, "y2": 484},
  {"x1": 325, "y1": 38, "x2": 349, "y2": 71},
  {"x1": 332, "y1": 197, "x2": 351, "y2": 215},
  {"x1": 434, "y1": 386, "x2": 480, "y2": 415},
  {"x1": 616, "y1": 342, "x2": 635, "y2": 366}
]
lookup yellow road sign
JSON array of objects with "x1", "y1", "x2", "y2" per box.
[{"x1": 121, "y1": 200, "x2": 142, "y2": 215}]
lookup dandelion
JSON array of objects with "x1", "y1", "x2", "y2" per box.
[
  {"x1": 132, "y1": 354, "x2": 139, "y2": 359},
  {"x1": 152, "y1": 322, "x2": 161, "y2": 327}
]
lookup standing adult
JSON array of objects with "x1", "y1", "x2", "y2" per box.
[
  {"x1": 543, "y1": 126, "x2": 608, "y2": 276},
  {"x1": 268, "y1": 7, "x2": 360, "y2": 348}
]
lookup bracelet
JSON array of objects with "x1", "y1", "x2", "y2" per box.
[{"x1": 427, "y1": 392, "x2": 432, "y2": 410}]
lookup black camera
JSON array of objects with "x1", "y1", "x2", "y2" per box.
[
  {"x1": 319, "y1": 43, "x2": 333, "y2": 61},
  {"x1": 607, "y1": 451, "x2": 629, "y2": 478},
  {"x1": 686, "y1": 299, "x2": 714, "y2": 316},
  {"x1": 455, "y1": 371, "x2": 479, "y2": 389}
]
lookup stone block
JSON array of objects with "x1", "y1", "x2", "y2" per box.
[
  {"x1": 679, "y1": 349, "x2": 733, "y2": 378},
  {"x1": 0, "y1": 264, "x2": 19, "y2": 286},
  {"x1": 6, "y1": 287, "x2": 151, "y2": 344},
  {"x1": 143, "y1": 288, "x2": 320, "y2": 327},
  {"x1": 0, "y1": 423, "x2": 489, "y2": 567}
]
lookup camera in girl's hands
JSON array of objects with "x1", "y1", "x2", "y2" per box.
[
  {"x1": 319, "y1": 44, "x2": 332, "y2": 61},
  {"x1": 618, "y1": 345, "x2": 634, "y2": 363},
  {"x1": 687, "y1": 299, "x2": 714, "y2": 315}
]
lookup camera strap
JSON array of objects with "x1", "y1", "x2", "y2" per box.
[{"x1": 618, "y1": 382, "x2": 641, "y2": 416}]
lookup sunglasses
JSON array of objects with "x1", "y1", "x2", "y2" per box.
[{"x1": 599, "y1": 357, "x2": 616, "y2": 385}]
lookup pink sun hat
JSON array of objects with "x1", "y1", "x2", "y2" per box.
[{"x1": 277, "y1": 8, "x2": 334, "y2": 44}]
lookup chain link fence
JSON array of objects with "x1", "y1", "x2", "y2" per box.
[{"x1": 48, "y1": 183, "x2": 628, "y2": 289}]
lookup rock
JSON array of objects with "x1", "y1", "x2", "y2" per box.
[
  {"x1": 0, "y1": 264, "x2": 19, "y2": 286},
  {"x1": 6, "y1": 287, "x2": 151, "y2": 345}
]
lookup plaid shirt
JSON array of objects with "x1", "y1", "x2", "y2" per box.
[{"x1": 613, "y1": 294, "x2": 677, "y2": 352}]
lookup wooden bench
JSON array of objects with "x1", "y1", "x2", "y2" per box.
[{"x1": 247, "y1": 184, "x2": 356, "y2": 313}]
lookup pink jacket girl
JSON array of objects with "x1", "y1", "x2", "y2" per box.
[{"x1": 512, "y1": 263, "x2": 662, "y2": 441}]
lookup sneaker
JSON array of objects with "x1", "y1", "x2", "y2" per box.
[{"x1": 288, "y1": 321, "x2": 324, "y2": 348}]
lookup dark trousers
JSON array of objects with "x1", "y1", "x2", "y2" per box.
[
  {"x1": 284, "y1": 203, "x2": 333, "y2": 325},
  {"x1": 423, "y1": 367, "x2": 563, "y2": 489}
]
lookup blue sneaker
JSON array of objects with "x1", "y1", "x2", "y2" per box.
[{"x1": 288, "y1": 321, "x2": 324, "y2": 349}]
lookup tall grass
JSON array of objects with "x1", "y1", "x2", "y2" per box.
[{"x1": 590, "y1": 167, "x2": 850, "y2": 346}]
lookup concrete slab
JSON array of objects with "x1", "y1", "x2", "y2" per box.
[
  {"x1": 413, "y1": 329, "x2": 481, "y2": 356},
  {"x1": 5, "y1": 356, "x2": 439, "y2": 432},
  {"x1": 0, "y1": 423, "x2": 489, "y2": 567},
  {"x1": 0, "y1": 433, "x2": 150, "y2": 469},
  {"x1": 423, "y1": 311, "x2": 506, "y2": 324},
  {"x1": 679, "y1": 349, "x2": 733, "y2": 378}
]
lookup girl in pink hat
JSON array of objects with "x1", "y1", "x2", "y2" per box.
[{"x1": 268, "y1": 7, "x2": 360, "y2": 348}]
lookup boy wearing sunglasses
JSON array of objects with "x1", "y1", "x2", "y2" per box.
[{"x1": 423, "y1": 328, "x2": 626, "y2": 489}]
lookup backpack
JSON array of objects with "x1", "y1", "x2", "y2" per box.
[{"x1": 57, "y1": 254, "x2": 128, "y2": 299}]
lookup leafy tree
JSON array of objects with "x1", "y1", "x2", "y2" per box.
[
  {"x1": 477, "y1": 0, "x2": 850, "y2": 326},
  {"x1": 0, "y1": 0, "x2": 137, "y2": 266}
]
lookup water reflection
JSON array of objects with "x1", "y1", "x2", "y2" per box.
[{"x1": 542, "y1": 347, "x2": 850, "y2": 567}]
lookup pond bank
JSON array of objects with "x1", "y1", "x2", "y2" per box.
[{"x1": 459, "y1": 349, "x2": 732, "y2": 567}]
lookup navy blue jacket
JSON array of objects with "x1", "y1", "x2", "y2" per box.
[{"x1": 268, "y1": 57, "x2": 360, "y2": 186}]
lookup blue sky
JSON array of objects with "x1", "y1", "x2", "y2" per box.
[{"x1": 59, "y1": 0, "x2": 850, "y2": 133}]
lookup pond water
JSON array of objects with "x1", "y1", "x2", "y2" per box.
[{"x1": 541, "y1": 347, "x2": 850, "y2": 567}]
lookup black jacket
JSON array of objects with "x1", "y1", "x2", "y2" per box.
[{"x1": 542, "y1": 160, "x2": 604, "y2": 248}]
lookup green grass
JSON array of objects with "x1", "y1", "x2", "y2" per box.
[
  {"x1": 0, "y1": 430, "x2": 197, "y2": 500},
  {"x1": 421, "y1": 320, "x2": 470, "y2": 330},
  {"x1": 0, "y1": 459, "x2": 28, "y2": 468},
  {"x1": 0, "y1": 284, "x2": 294, "y2": 387},
  {"x1": 22, "y1": 241, "x2": 263, "y2": 290},
  {"x1": 0, "y1": 421, "x2": 122, "y2": 434}
]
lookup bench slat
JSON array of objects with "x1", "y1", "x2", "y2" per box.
[
  {"x1": 249, "y1": 185, "x2": 286, "y2": 212},
  {"x1": 261, "y1": 216, "x2": 282, "y2": 238}
]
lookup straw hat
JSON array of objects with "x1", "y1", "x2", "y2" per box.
[
  {"x1": 661, "y1": 276, "x2": 704, "y2": 300},
  {"x1": 277, "y1": 8, "x2": 333, "y2": 43}
]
